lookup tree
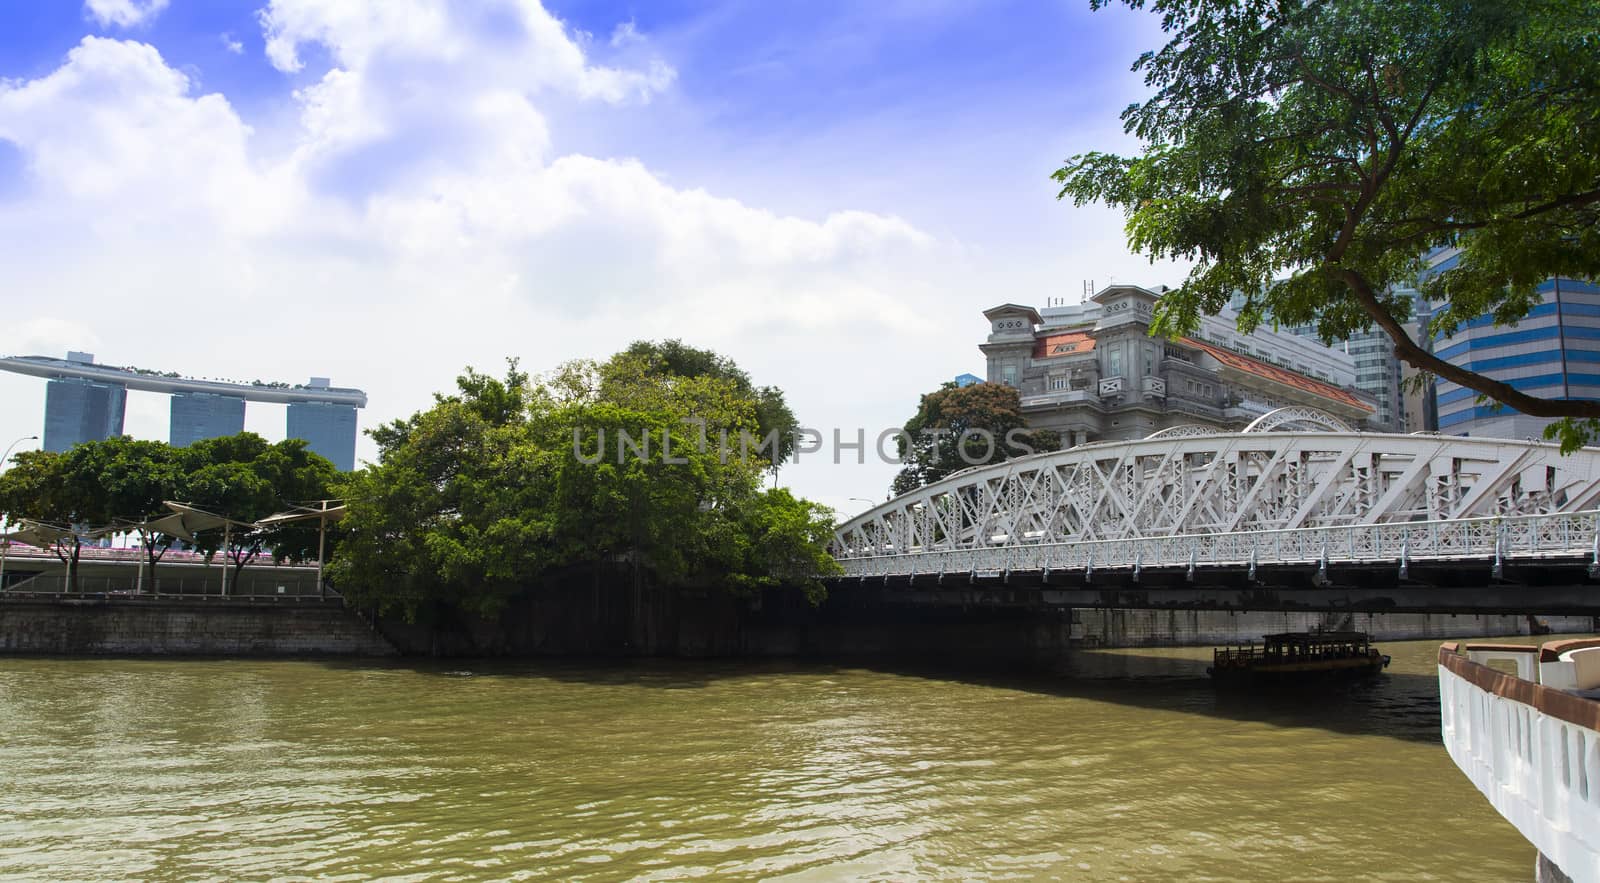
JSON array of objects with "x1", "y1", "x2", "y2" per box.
[
  {"x1": 1055, "y1": 0, "x2": 1600, "y2": 447},
  {"x1": 0, "y1": 450, "x2": 99, "y2": 590},
  {"x1": 891, "y1": 382, "x2": 1061, "y2": 495},
  {"x1": 181, "y1": 434, "x2": 339, "y2": 588},
  {"x1": 608, "y1": 340, "x2": 801, "y2": 466},
  {"x1": 62, "y1": 437, "x2": 182, "y2": 587},
  {"x1": 333, "y1": 363, "x2": 560, "y2": 618},
  {"x1": 331, "y1": 352, "x2": 840, "y2": 621}
]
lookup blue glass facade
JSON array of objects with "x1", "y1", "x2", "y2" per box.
[
  {"x1": 286, "y1": 402, "x2": 358, "y2": 471},
  {"x1": 42, "y1": 376, "x2": 126, "y2": 452},
  {"x1": 169, "y1": 392, "x2": 246, "y2": 447},
  {"x1": 1432, "y1": 265, "x2": 1600, "y2": 436}
]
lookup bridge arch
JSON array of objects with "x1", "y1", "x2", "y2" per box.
[
  {"x1": 832, "y1": 429, "x2": 1600, "y2": 573},
  {"x1": 1242, "y1": 407, "x2": 1354, "y2": 434}
]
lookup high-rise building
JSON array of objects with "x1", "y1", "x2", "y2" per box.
[
  {"x1": 1, "y1": 354, "x2": 367, "y2": 467},
  {"x1": 40, "y1": 352, "x2": 126, "y2": 452},
  {"x1": 1230, "y1": 289, "x2": 1416, "y2": 433},
  {"x1": 287, "y1": 397, "x2": 359, "y2": 471},
  {"x1": 983, "y1": 285, "x2": 1373, "y2": 446},
  {"x1": 1428, "y1": 247, "x2": 1600, "y2": 438},
  {"x1": 169, "y1": 392, "x2": 246, "y2": 447}
]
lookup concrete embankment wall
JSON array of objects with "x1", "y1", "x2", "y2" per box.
[
  {"x1": 0, "y1": 599, "x2": 398, "y2": 656},
  {"x1": 1072, "y1": 608, "x2": 1599, "y2": 648},
  {"x1": 373, "y1": 579, "x2": 1074, "y2": 665}
]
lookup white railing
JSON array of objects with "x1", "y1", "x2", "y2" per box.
[
  {"x1": 836, "y1": 509, "x2": 1600, "y2": 578},
  {"x1": 1439, "y1": 646, "x2": 1600, "y2": 882}
]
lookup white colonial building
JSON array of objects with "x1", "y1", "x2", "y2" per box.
[{"x1": 981, "y1": 285, "x2": 1376, "y2": 446}]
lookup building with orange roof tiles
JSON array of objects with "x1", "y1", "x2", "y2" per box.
[{"x1": 981, "y1": 285, "x2": 1376, "y2": 446}]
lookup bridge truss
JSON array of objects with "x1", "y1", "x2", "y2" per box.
[{"x1": 833, "y1": 410, "x2": 1600, "y2": 580}]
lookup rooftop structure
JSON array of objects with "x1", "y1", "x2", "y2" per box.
[
  {"x1": 0, "y1": 354, "x2": 367, "y2": 406},
  {"x1": 981, "y1": 285, "x2": 1373, "y2": 446},
  {"x1": 0, "y1": 352, "x2": 367, "y2": 469}
]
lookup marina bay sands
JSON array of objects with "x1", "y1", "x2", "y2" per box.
[{"x1": 0, "y1": 352, "x2": 367, "y2": 470}]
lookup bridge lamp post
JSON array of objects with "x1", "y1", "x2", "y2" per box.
[{"x1": 0, "y1": 435, "x2": 40, "y2": 591}]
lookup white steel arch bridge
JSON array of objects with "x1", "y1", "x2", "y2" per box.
[{"x1": 831, "y1": 409, "x2": 1600, "y2": 590}]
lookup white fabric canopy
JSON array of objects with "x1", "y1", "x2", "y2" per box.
[
  {"x1": 0, "y1": 521, "x2": 73, "y2": 549},
  {"x1": 255, "y1": 503, "x2": 346, "y2": 529}
]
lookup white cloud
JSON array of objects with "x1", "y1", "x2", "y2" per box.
[
  {"x1": 221, "y1": 32, "x2": 244, "y2": 54},
  {"x1": 0, "y1": 37, "x2": 297, "y2": 235},
  {"x1": 83, "y1": 0, "x2": 170, "y2": 29},
  {"x1": 610, "y1": 20, "x2": 642, "y2": 49},
  {"x1": 0, "y1": 2, "x2": 960, "y2": 503}
]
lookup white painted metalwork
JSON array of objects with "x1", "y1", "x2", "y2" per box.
[
  {"x1": 1440, "y1": 651, "x2": 1600, "y2": 882},
  {"x1": 1143, "y1": 424, "x2": 1216, "y2": 440},
  {"x1": 1242, "y1": 406, "x2": 1354, "y2": 434},
  {"x1": 834, "y1": 421, "x2": 1600, "y2": 577}
]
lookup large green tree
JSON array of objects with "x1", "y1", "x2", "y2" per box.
[
  {"x1": 0, "y1": 450, "x2": 98, "y2": 590},
  {"x1": 181, "y1": 434, "x2": 341, "y2": 585},
  {"x1": 331, "y1": 350, "x2": 838, "y2": 621},
  {"x1": 892, "y1": 382, "x2": 1061, "y2": 496},
  {"x1": 1055, "y1": 0, "x2": 1600, "y2": 446},
  {"x1": 62, "y1": 437, "x2": 183, "y2": 586},
  {"x1": 608, "y1": 339, "x2": 801, "y2": 466}
]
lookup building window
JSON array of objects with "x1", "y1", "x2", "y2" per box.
[
  {"x1": 1002, "y1": 365, "x2": 1017, "y2": 386},
  {"x1": 1108, "y1": 349, "x2": 1123, "y2": 377},
  {"x1": 1050, "y1": 377, "x2": 1068, "y2": 391}
]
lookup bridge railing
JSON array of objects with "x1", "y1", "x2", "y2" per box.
[
  {"x1": 1438, "y1": 642, "x2": 1600, "y2": 880},
  {"x1": 834, "y1": 509, "x2": 1600, "y2": 578}
]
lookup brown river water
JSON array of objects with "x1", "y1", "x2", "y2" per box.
[{"x1": 0, "y1": 635, "x2": 1565, "y2": 881}]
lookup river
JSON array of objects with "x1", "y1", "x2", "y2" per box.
[{"x1": 0, "y1": 636, "x2": 1558, "y2": 881}]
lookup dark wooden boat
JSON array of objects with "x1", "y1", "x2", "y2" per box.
[{"x1": 1207, "y1": 630, "x2": 1391, "y2": 683}]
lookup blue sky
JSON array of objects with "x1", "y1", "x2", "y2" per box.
[{"x1": 0, "y1": 0, "x2": 1185, "y2": 513}]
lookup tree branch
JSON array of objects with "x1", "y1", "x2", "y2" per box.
[{"x1": 1335, "y1": 266, "x2": 1600, "y2": 419}]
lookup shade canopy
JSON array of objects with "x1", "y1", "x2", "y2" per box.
[
  {"x1": 254, "y1": 503, "x2": 347, "y2": 529},
  {"x1": 0, "y1": 521, "x2": 74, "y2": 549},
  {"x1": 143, "y1": 501, "x2": 255, "y2": 542}
]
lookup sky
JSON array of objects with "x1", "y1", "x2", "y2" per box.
[{"x1": 0, "y1": 0, "x2": 1191, "y2": 516}]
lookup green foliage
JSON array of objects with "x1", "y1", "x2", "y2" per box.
[
  {"x1": 0, "y1": 434, "x2": 339, "y2": 587},
  {"x1": 1057, "y1": 0, "x2": 1600, "y2": 440},
  {"x1": 892, "y1": 382, "x2": 1061, "y2": 495},
  {"x1": 181, "y1": 434, "x2": 340, "y2": 572},
  {"x1": 330, "y1": 347, "x2": 838, "y2": 621},
  {"x1": 611, "y1": 339, "x2": 800, "y2": 466}
]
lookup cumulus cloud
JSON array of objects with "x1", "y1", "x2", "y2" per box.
[
  {"x1": 221, "y1": 33, "x2": 245, "y2": 54},
  {"x1": 610, "y1": 20, "x2": 643, "y2": 49},
  {"x1": 83, "y1": 0, "x2": 170, "y2": 29},
  {"x1": 0, "y1": 0, "x2": 957, "y2": 504}
]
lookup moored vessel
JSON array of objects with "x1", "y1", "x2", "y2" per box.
[{"x1": 1207, "y1": 630, "x2": 1390, "y2": 683}]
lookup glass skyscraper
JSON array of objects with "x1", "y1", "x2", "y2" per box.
[
  {"x1": 1429, "y1": 247, "x2": 1600, "y2": 438},
  {"x1": 287, "y1": 401, "x2": 359, "y2": 471},
  {"x1": 2, "y1": 354, "x2": 367, "y2": 468},
  {"x1": 169, "y1": 392, "x2": 246, "y2": 447},
  {"x1": 42, "y1": 374, "x2": 127, "y2": 453}
]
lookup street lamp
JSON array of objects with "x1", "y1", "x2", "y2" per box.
[
  {"x1": 0, "y1": 434, "x2": 39, "y2": 591},
  {"x1": 1, "y1": 434, "x2": 38, "y2": 471}
]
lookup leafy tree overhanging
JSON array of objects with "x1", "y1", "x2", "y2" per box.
[{"x1": 1054, "y1": 0, "x2": 1600, "y2": 446}]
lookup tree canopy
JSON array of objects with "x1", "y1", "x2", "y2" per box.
[
  {"x1": 0, "y1": 434, "x2": 340, "y2": 589},
  {"x1": 330, "y1": 347, "x2": 837, "y2": 621},
  {"x1": 891, "y1": 382, "x2": 1061, "y2": 496},
  {"x1": 1055, "y1": 0, "x2": 1600, "y2": 446}
]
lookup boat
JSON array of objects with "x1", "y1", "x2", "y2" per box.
[{"x1": 1207, "y1": 630, "x2": 1391, "y2": 682}]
